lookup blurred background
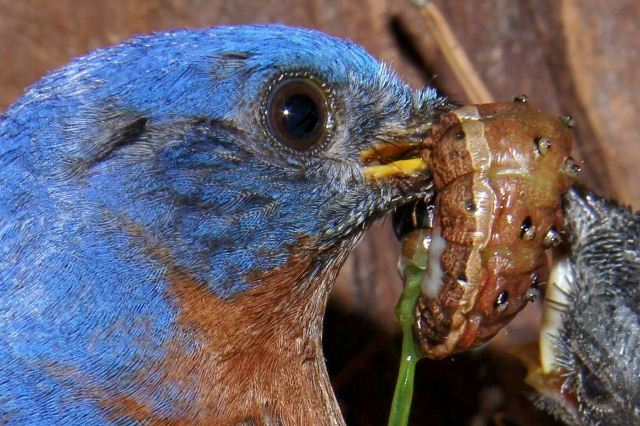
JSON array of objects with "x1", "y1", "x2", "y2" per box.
[{"x1": 1, "y1": 1, "x2": 637, "y2": 424}]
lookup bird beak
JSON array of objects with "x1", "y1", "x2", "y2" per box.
[
  {"x1": 510, "y1": 340, "x2": 580, "y2": 423},
  {"x1": 360, "y1": 141, "x2": 430, "y2": 180},
  {"x1": 510, "y1": 254, "x2": 580, "y2": 423}
]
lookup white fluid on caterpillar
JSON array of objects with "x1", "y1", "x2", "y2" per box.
[{"x1": 422, "y1": 223, "x2": 447, "y2": 299}]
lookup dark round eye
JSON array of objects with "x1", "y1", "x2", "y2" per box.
[
  {"x1": 576, "y1": 361, "x2": 613, "y2": 412},
  {"x1": 580, "y1": 370, "x2": 608, "y2": 402},
  {"x1": 266, "y1": 77, "x2": 329, "y2": 151}
]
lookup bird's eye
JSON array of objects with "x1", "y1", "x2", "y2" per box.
[{"x1": 265, "y1": 77, "x2": 329, "y2": 151}]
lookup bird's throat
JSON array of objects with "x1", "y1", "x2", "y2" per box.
[{"x1": 99, "y1": 250, "x2": 346, "y2": 425}]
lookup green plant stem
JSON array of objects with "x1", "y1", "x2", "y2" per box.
[{"x1": 388, "y1": 263, "x2": 425, "y2": 426}]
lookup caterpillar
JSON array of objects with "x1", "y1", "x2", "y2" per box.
[{"x1": 397, "y1": 98, "x2": 579, "y2": 359}]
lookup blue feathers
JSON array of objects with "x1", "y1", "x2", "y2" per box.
[{"x1": 0, "y1": 25, "x2": 446, "y2": 422}]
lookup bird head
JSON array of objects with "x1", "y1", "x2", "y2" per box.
[
  {"x1": 0, "y1": 25, "x2": 450, "y2": 423},
  {"x1": 2, "y1": 25, "x2": 447, "y2": 295},
  {"x1": 529, "y1": 186, "x2": 640, "y2": 426}
]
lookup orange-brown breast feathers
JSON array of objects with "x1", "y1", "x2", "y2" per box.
[{"x1": 416, "y1": 100, "x2": 578, "y2": 359}]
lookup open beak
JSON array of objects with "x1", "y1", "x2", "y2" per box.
[
  {"x1": 511, "y1": 340, "x2": 580, "y2": 423},
  {"x1": 511, "y1": 253, "x2": 580, "y2": 422},
  {"x1": 360, "y1": 140, "x2": 431, "y2": 180}
]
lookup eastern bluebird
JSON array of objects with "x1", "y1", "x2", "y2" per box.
[{"x1": 0, "y1": 25, "x2": 450, "y2": 424}]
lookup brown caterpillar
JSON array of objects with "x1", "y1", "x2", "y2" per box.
[{"x1": 408, "y1": 98, "x2": 578, "y2": 359}]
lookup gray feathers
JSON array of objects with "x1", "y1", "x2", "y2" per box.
[{"x1": 539, "y1": 186, "x2": 640, "y2": 425}]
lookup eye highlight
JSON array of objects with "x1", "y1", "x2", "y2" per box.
[{"x1": 265, "y1": 77, "x2": 330, "y2": 151}]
